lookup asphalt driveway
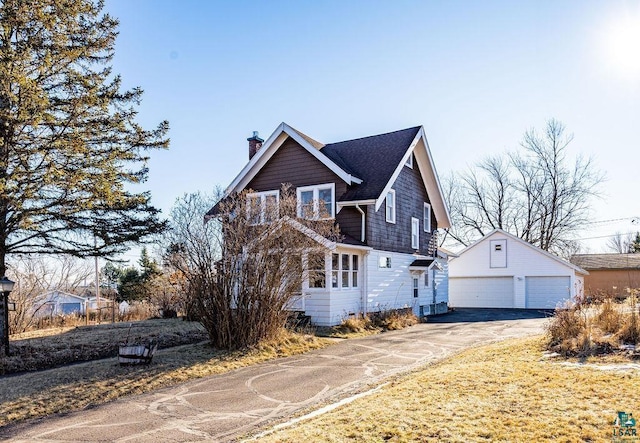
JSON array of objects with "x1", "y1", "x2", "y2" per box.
[{"x1": 1, "y1": 309, "x2": 549, "y2": 442}]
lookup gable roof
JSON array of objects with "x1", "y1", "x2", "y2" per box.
[
  {"x1": 571, "y1": 254, "x2": 640, "y2": 270},
  {"x1": 321, "y1": 127, "x2": 421, "y2": 201},
  {"x1": 219, "y1": 123, "x2": 451, "y2": 228},
  {"x1": 456, "y1": 228, "x2": 588, "y2": 275},
  {"x1": 225, "y1": 122, "x2": 362, "y2": 196}
]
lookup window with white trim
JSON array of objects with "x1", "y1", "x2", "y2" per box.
[
  {"x1": 308, "y1": 251, "x2": 326, "y2": 288},
  {"x1": 424, "y1": 271, "x2": 430, "y2": 287},
  {"x1": 331, "y1": 253, "x2": 359, "y2": 288},
  {"x1": 378, "y1": 256, "x2": 391, "y2": 268},
  {"x1": 405, "y1": 153, "x2": 413, "y2": 168},
  {"x1": 423, "y1": 202, "x2": 431, "y2": 232},
  {"x1": 297, "y1": 184, "x2": 335, "y2": 219},
  {"x1": 385, "y1": 189, "x2": 396, "y2": 223},
  {"x1": 247, "y1": 190, "x2": 279, "y2": 224},
  {"x1": 413, "y1": 277, "x2": 419, "y2": 298},
  {"x1": 411, "y1": 217, "x2": 420, "y2": 249}
]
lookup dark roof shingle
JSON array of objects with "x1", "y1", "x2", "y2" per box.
[{"x1": 320, "y1": 126, "x2": 421, "y2": 201}]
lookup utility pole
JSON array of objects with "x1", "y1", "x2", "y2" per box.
[{"x1": 94, "y1": 254, "x2": 100, "y2": 322}]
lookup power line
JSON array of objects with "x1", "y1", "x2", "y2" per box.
[
  {"x1": 577, "y1": 231, "x2": 638, "y2": 241},
  {"x1": 590, "y1": 216, "x2": 639, "y2": 225}
]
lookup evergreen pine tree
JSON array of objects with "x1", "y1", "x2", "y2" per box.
[{"x1": 0, "y1": 0, "x2": 169, "y2": 275}]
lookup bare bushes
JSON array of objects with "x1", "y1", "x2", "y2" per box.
[
  {"x1": 547, "y1": 293, "x2": 640, "y2": 357},
  {"x1": 164, "y1": 187, "x2": 339, "y2": 350}
]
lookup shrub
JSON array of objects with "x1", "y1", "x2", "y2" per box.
[
  {"x1": 547, "y1": 293, "x2": 640, "y2": 357},
  {"x1": 546, "y1": 303, "x2": 587, "y2": 349},
  {"x1": 595, "y1": 298, "x2": 623, "y2": 334}
]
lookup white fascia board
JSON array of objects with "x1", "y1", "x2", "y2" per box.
[
  {"x1": 283, "y1": 123, "x2": 362, "y2": 185},
  {"x1": 459, "y1": 228, "x2": 589, "y2": 275},
  {"x1": 225, "y1": 123, "x2": 288, "y2": 196},
  {"x1": 337, "y1": 199, "x2": 376, "y2": 207},
  {"x1": 374, "y1": 130, "x2": 423, "y2": 212},
  {"x1": 415, "y1": 127, "x2": 452, "y2": 229},
  {"x1": 225, "y1": 123, "x2": 361, "y2": 196},
  {"x1": 335, "y1": 243, "x2": 373, "y2": 252},
  {"x1": 336, "y1": 199, "x2": 376, "y2": 215},
  {"x1": 372, "y1": 127, "x2": 452, "y2": 230}
]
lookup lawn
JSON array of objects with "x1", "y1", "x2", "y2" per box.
[
  {"x1": 1, "y1": 318, "x2": 209, "y2": 374},
  {"x1": 256, "y1": 335, "x2": 640, "y2": 443}
]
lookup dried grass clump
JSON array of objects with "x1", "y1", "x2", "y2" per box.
[
  {"x1": 595, "y1": 298, "x2": 623, "y2": 333},
  {"x1": 340, "y1": 315, "x2": 373, "y2": 333},
  {"x1": 547, "y1": 292, "x2": 640, "y2": 357},
  {"x1": 338, "y1": 308, "x2": 418, "y2": 334},
  {"x1": 373, "y1": 308, "x2": 419, "y2": 330}
]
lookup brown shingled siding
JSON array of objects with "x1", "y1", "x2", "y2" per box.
[
  {"x1": 366, "y1": 159, "x2": 436, "y2": 254},
  {"x1": 336, "y1": 206, "x2": 363, "y2": 242},
  {"x1": 584, "y1": 270, "x2": 640, "y2": 296},
  {"x1": 246, "y1": 138, "x2": 347, "y2": 195}
]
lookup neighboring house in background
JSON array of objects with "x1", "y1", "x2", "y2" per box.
[
  {"x1": 207, "y1": 122, "x2": 452, "y2": 326},
  {"x1": 33, "y1": 291, "x2": 87, "y2": 317},
  {"x1": 570, "y1": 254, "x2": 640, "y2": 297},
  {"x1": 86, "y1": 295, "x2": 114, "y2": 312},
  {"x1": 449, "y1": 229, "x2": 587, "y2": 309}
]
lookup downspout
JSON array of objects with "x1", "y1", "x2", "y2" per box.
[
  {"x1": 355, "y1": 204, "x2": 365, "y2": 243},
  {"x1": 355, "y1": 204, "x2": 367, "y2": 316},
  {"x1": 362, "y1": 250, "x2": 369, "y2": 318}
]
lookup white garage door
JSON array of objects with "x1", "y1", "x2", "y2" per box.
[
  {"x1": 525, "y1": 276, "x2": 571, "y2": 309},
  {"x1": 449, "y1": 277, "x2": 514, "y2": 308}
]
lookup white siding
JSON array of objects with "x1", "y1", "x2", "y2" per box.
[
  {"x1": 434, "y1": 258, "x2": 449, "y2": 304},
  {"x1": 366, "y1": 250, "x2": 420, "y2": 316},
  {"x1": 449, "y1": 230, "x2": 584, "y2": 309}
]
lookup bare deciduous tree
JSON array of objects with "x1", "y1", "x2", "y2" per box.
[
  {"x1": 606, "y1": 232, "x2": 636, "y2": 254},
  {"x1": 8, "y1": 255, "x2": 92, "y2": 333},
  {"x1": 164, "y1": 185, "x2": 339, "y2": 350},
  {"x1": 445, "y1": 119, "x2": 604, "y2": 256}
]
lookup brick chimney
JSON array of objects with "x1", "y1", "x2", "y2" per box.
[{"x1": 248, "y1": 131, "x2": 264, "y2": 160}]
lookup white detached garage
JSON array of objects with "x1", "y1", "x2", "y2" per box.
[{"x1": 449, "y1": 229, "x2": 587, "y2": 309}]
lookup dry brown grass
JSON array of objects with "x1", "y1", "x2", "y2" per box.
[
  {"x1": 257, "y1": 335, "x2": 640, "y2": 443},
  {"x1": 547, "y1": 296, "x2": 640, "y2": 357},
  {"x1": 332, "y1": 309, "x2": 419, "y2": 337},
  {"x1": 0, "y1": 329, "x2": 333, "y2": 427},
  {"x1": 1, "y1": 318, "x2": 208, "y2": 374}
]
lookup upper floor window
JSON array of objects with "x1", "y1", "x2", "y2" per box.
[
  {"x1": 247, "y1": 190, "x2": 279, "y2": 224},
  {"x1": 297, "y1": 183, "x2": 335, "y2": 219},
  {"x1": 424, "y1": 202, "x2": 431, "y2": 232},
  {"x1": 405, "y1": 153, "x2": 413, "y2": 168},
  {"x1": 385, "y1": 189, "x2": 396, "y2": 223},
  {"x1": 411, "y1": 217, "x2": 420, "y2": 249}
]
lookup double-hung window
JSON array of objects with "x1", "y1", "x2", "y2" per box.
[
  {"x1": 247, "y1": 190, "x2": 279, "y2": 224},
  {"x1": 308, "y1": 251, "x2": 326, "y2": 288},
  {"x1": 424, "y1": 202, "x2": 431, "y2": 232},
  {"x1": 411, "y1": 217, "x2": 420, "y2": 249},
  {"x1": 297, "y1": 184, "x2": 335, "y2": 219},
  {"x1": 385, "y1": 189, "x2": 396, "y2": 223},
  {"x1": 331, "y1": 253, "x2": 359, "y2": 289}
]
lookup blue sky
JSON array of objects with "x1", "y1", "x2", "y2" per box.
[{"x1": 104, "y1": 0, "x2": 640, "y2": 257}]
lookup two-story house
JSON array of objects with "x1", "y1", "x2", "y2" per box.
[{"x1": 207, "y1": 123, "x2": 452, "y2": 326}]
